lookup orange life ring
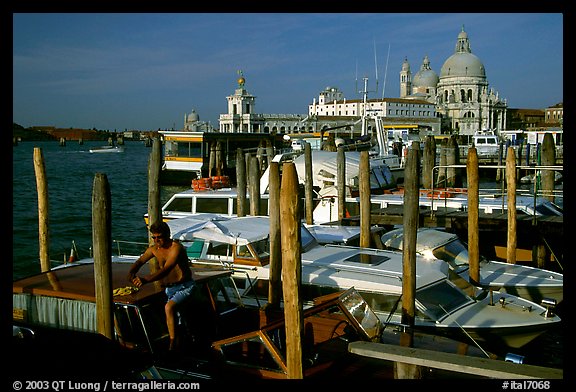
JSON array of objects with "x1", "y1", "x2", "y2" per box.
[{"x1": 426, "y1": 190, "x2": 453, "y2": 199}]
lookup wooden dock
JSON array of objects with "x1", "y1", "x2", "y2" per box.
[{"x1": 348, "y1": 341, "x2": 563, "y2": 379}]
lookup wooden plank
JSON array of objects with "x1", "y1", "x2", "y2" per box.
[{"x1": 348, "y1": 341, "x2": 563, "y2": 379}]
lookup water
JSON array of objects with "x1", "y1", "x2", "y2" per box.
[{"x1": 12, "y1": 140, "x2": 188, "y2": 280}]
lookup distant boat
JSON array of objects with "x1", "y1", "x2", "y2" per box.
[{"x1": 89, "y1": 145, "x2": 125, "y2": 153}]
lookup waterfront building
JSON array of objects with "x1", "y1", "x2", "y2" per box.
[
  {"x1": 401, "y1": 26, "x2": 508, "y2": 140},
  {"x1": 219, "y1": 72, "x2": 309, "y2": 133}
]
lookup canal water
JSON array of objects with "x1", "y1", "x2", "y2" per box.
[
  {"x1": 11, "y1": 140, "x2": 564, "y2": 370},
  {"x1": 12, "y1": 140, "x2": 188, "y2": 280}
]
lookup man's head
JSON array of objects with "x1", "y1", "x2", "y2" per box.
[{"x1": 150, "y1": 221, "x2": 171, "y2": 242}]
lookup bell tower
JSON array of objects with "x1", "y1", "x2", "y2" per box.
[{"x1": 400, "y1": 57, "x2": 412, "y2": 98}]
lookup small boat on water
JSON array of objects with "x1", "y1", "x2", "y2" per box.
[
  {"x1": 89, "y1": 145, "x2": 125, "y2": 153},
  {"x1": 380, "y1": 227, "x2": 563, "y2": 304}
]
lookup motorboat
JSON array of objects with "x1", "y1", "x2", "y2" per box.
[
  {"x1": 380, "y1": 227, "x2": 563, "y2": 304},
  {"x1": 265, "y1": 244, "x2": 560, "y2": 352},
  {"x1": 145, "y1": 148, "x2": 397, "y2": 226},
  {"x1": 164, "y1": 215, "x2": 561, "y2": 353},
  {"x1": 89, "y1": 145, "x2": 125, "y2": 153},
  {"x1": 312, "y1": 187, "x2": 563, "y2": 224}
]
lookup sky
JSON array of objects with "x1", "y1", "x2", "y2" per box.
[{"x1": 12, "y1": 12, "x2": 564, "y2": 132}]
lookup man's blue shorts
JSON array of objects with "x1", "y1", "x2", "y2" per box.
[{"x1": 165, "y1": 280, "x2": 195, "y2": 305}]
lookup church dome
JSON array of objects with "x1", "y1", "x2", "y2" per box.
[
  {"x1": 413, "y1": 55, "x2": 439, "y2": 87},
  {"x1": 187, "y1": 109, "x2": 200, "y2": 122},
  {"x1": 440, "y1": 27, "x2": 486, "y2": 79}
]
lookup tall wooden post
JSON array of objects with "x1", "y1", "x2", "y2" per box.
[
  {"x1": 359, "y1": 150, "x2": 371, "y2": 249},
  {"x1": 506, "y1": 147, "x2": 517, "y2": 265},
  {"x1": 266, "y1": 140, "x2": 274, "y2": 171},
  {"x1": 236, "y1": 149, "x2": 247, "y2": 217},
  {"x1": 208, "y1": 142, "x2": 216, "y2": 178},
  {"x1": 92, "y1": 173, "x2": 114, "y2": 339},
  {"x1": 33, "y1": 148, "x2": 50, "y2": 272},
  {"x1": 466, "y1": 147, "x2": 480, "y2": 285},
  {"x1": 249, "y1": 155, "x2": 261, "y2": 216},
  {"x1": 280, "y1": 162, "x2": 303, "y2": 379},
  {"x1": 395, "y1": 146, "x2": 421, "y2": 379},
  {"x1": 446, "y1": 135, "x2": 460, "y2": 187},
  {"x1": 147, "y1": 138, "x2": 162, "y2": 273},
  {"x1": 215, "y1": 141, "x2": 223, "y2": 176},
  {"x1": 304, "y1": 142, "x2": 314, "y2": 224},
  {"x1": 268, "y1": 162, "x2": 282, "y2": 308},
  {"x1": 496, "y1": 142, "x2": 504, "y2": 182},
  {"x1": 337, "y1": 147, "x2": 346, "y2": 221},
  {"x1": 541, "y1": 133, "x2": 556, "y2": 202},
  {"x1": 437, "y1": 138, "x2": 447, "y2": 187},
  {"x1": 422, "y1": 136, "x2": 436, "y2": 189}
]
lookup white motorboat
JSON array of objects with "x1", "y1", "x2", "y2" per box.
[
  {"x1": 312, "y1": 187, "x2": 563, "y2": 224},
  {"x1": 89, "y1": 145, "x2": 125, "y2": 153},
  {"x1": 380, "y1": 227, "x2": 563, "y2": 304},
  {"x1": 145, "y1": 149, "x2": 397, "y2": 225},
  {"x1": 165, "y1": 215, "x2": 561, "y2": 352}
]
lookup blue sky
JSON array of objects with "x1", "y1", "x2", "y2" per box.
[{"x1": 13, "y1": 13, "x2": 563, "y2": 131}]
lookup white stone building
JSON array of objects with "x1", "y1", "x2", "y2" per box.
[{"x1": 401, "y1": 26, "x2": 508, "y2": 139}]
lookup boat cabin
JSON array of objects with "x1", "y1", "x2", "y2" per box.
[
  {"x1": 472, "y1": 132, "x2": 500, "y2": 157},
  {"x1": 12, "y1": 262, "x2": 259, "y2": 359}
]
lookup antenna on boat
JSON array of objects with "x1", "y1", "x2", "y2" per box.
[
  {"x1": 355, "y1": 59, "x2": 359, "y2": 99},
  {"x1": 382, "y1": 42, "x2": 390, "y2": 100},
  {"x1": 373, "y1": 38, "x2": 379, "y2": 100},
  {"x1": 438, "y1": 304, "x2": 491, "y2": 358}
]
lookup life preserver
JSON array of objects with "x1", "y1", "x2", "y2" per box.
[{"x1": 426, "y1": 190, "x2": 453, "y2": 199}]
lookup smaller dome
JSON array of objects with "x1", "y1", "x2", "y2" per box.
[
  {"x1": 412, "y1": 56, "x2": 439, "y2": 87},
  {"x1": 188, "y1": 110, "x2": 199, "y2": 122}
]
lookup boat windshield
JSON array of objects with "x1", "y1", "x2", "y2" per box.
[
  {"x1": 164, "y1": 197, "x2": 192, "y2": 213},
  {"x1": 249, "y1": 239, "x2": 270, "y2": 259},
  {"x1": 431, "y1": 239, "x2": 470, "y2": 267},
  {"x1": 416, "y1": 280, "x2": 474, "y2": 322}
]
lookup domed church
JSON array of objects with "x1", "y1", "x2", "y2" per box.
[{"x1": 400, "y1": 26, "x2": 507, "y2": 139}]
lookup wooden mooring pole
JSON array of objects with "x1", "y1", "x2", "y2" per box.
[
  {"x1": 506, "y1": 147, "x2": 517, "y2": 264},
  {"x1": 337, "y1": 147, "x2": 346, "y2": 222},
  {"x1": 466, "y1": 147, "x2": 480, "y2": 285},
  {"x1": 541, "y1": 133, "x2": 556, "y2": 203},
  {"x1": 422, "y1": 135, "x2": 436, "y2": 189},
  {"x1": 249, "y1": 155, "x2": 261, "y2": 216},
  {"x1": 33, "y1": 147, "x2": 51, "y2": 272},
  {"x1": 147, "y1": 138, "x2": 162, "y2": 274},
  {"x1": 359, "y1": 150, "x2": 371, "y2": 249},
  {"x1": 267, "y1": 162, "x2": 282, "y2": 309},
  {"x1": 280, "y1": 162, "x2": 304, "y2": 379},
  {"x1": 236, "y1": 148, "x2": 247, "y2": 217},
  {"x1": 92, "y1": 173, "x2": 114, "y2": 339},
  {"x1": 395, "y1": 145, "x2": 422, "y2": 379},
  {"x1": 304, "y1": 142, "x2": 314, "y2": 225}
]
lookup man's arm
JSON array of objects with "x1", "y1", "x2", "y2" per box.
[{"x1": 127, "y1": 247, "x2": 154, "y2": 283}]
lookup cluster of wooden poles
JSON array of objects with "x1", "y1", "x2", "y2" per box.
[{"x1": 32, "y1": 133, "x2": 560, "y2": 379}]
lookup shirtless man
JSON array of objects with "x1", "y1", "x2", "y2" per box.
[{"x1": 127, "y1": 221, "x2": 194, "y2": 351}]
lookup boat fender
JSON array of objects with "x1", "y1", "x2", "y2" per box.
[{"x1": 68, "y1": 247, "x2": 77, "y2": 263}]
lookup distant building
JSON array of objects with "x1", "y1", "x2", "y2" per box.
[
  {"x1": 218, "y1": 72, "x2": 309, "y2": 133},
  {"x1": 506, "y1": 109, "x2": 545, "y2": 130},
  {"x1": 545, "y1": 103, "x2": 563, "y2": 126},
  {"x1": 400, "y1": 26, "x2": 508, "y2": 141},
  {"x1": 184, "y1": 109, "x2": 215, "y2": 131}
]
